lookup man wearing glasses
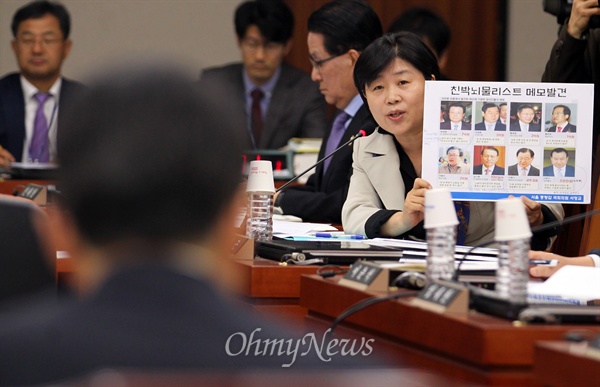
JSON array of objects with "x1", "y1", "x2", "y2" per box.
[
  {"x1": 273, "y1": 0, "x2": 381, "y2": 223},
  {"x1": 198, "y1": 0, "x2": 326, "y2": 150},
  {"x1": 0, "y1": 0, "x2": 85, "y2": 167}
]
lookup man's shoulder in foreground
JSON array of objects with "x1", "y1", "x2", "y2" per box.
[{"x1": 0, "y1": 265, "x2": 384, "y2": 385}]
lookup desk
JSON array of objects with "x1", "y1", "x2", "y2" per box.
[
  {"x1": 229, "y1": 258, "x2": 327, "y2": 324},
  {"x1": 534, "y1": 341, "x2": 600, "y2": 387},
  {"x1": 0, "y1": 179, "x2": 53, "y2": 195},
  {"x1": 300, "y1": 274, "x2": 600, "y2": 385}
]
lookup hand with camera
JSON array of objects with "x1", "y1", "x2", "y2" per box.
[{"x1": 568, "y1": 0, "x2": 600, "y2": 39}]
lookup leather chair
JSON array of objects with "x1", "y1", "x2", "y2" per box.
[{"x1": 0, "y1": 195, "x2": 55, "y2": 307}]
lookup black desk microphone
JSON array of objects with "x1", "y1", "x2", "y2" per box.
[{"x1": 276, "y1": 129, "x2": 367, "y2": 193}]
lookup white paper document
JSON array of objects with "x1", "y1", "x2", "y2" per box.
[
  {"x1": 528, "y1": 265, "x2": 600, "y2": 303},
  {"x1": 272, "y1": 220, "x2": 337, "y2": 238}
]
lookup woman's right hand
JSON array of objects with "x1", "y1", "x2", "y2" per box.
[{"x1": 381, "y1": 178, "x2": 432, "y2": 236}]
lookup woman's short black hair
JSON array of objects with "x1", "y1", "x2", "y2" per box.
[{"x1": 354, "y1": 32, "x2": 440, "y2": 99}]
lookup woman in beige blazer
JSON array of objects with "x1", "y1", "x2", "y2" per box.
[{"x1": 342, "y1": 33, "x2": 563, "y2": 249}]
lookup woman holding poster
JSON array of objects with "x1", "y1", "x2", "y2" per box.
[{"x1": 341, "y1": 32, "x2": 564, "y2": 249}]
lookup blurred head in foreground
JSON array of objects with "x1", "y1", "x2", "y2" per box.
[{"x1": 57, "y1": 64, "x2": 243, "y2": 288}]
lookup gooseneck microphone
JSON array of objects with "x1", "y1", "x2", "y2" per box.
[{"x1": 276, "y1": 129, "x2": 367, "y2": 193}]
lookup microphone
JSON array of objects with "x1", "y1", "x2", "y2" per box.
[
  {"x1": 393, "y1": 271, "x2": 427, "y2": 290},
  {"x1": 276, "y1": 129, "x2": 367, "y2": 193}
]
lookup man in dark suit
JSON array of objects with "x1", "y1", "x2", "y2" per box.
[
  {"x1": 274, "y1": 0, "x2": 382, "y2": 223},
  {"x1": 507, "y1": 148, "x2": 540, "y2": 176},
  {"x1": 510, "y1": 104, "x2": 541, "y2": 132},
  {"x1": 543, "y1": 147, "x2": 575, "y2": 177},
  {"x1": 473, "y1": 146, "x2": 505, "y2": 175},
  {"x1": 0, "y1": 66, "x2": 378, "y2": 386},
  {"x1": 498, "y1": 102, "x2": 508, "y2": 125},
  {"x1": 440, "y1": 102, "x2": 471, "y2": 130},
  {"x1": 197, "y1": 0, "x2": 326, "y2": 150},
  {"x1": 546, "y1": 105, "x2": 577, "y2": 132},
  {"x1": 0, "y1": 1, "x2": 85, "y2": 167},
  {"x1": 474, "y1": 103, "x2": 506, "y2": 131}
]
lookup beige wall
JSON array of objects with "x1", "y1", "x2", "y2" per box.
[
  {"x1": 506, "y1": 0, "x2": 560, "y2": 81},
  {"x1": 0, "y1": 0, "x2": 564, "y2": 83}
]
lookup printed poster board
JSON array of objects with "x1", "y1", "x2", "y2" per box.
[{"x1": 422, "y1": 81, "x2": 594, "y2": 204}]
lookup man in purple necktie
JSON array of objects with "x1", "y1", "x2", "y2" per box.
[
  {"x1": 0, "y1": 0, "x2": 86, "y2": 167},
  {"x1": 273, "y1": 0, "x2": 381, "y2": 223}
]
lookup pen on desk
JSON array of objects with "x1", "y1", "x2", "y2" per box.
[
  {"x1": 529, "y1": 259, "x2": 558, "y2": 266},
  {"x1": 313, "y1": 232, "x2": 365, "y2": 240}
]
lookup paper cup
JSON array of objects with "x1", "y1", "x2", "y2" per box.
[
  {"x1": 424, "y1": 188, "x2": 459, "y2": 229},
  {"x1": 246, "y1": 160, "x2": 275, "y2": 193},
  {"x1": 495, "y1": 198, "x2": 532, "y2": 241}
]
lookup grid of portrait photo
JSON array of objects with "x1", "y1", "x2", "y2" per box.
[{"x1": 424, "y1": 82, "x2": 594, "y2": 204}]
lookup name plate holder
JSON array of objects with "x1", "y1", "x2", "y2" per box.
[
  {"x1": 410, "y1": 280, "x2": 469, "y2": 315},
  {"x1": 231, "y1": 234, "x2": 254, "y2": 260},
  {"x1": 18, "y1": 184, "x2": 47, "y2": 205},
  {"x1": 338, "y1": 261, "x2": 389, "y2": 292}
]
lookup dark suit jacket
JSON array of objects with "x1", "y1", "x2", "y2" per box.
[
  {"x1": 543, "y1": 164, "x2": 575, "y2": 177},
  {"x1": 197, "y1": 63, "x2": 327, "y2": 150},
  {"x1": 507, "y1": 164, "x2": 540, "y2": 176},
  {"x1": 542, "y1": 25, "x2": 599, "y2": 152},
  {"x1": 440, "y1": 121, "x2": 471, "y2": 130},
  {"x1": 473, "y1": 164, "x2": 505, "y2": 175},
  {"x1": 278, "y1": 104, "x2": 377, "y2": 223},
  {"x1": 474, "y1": 121, "x2": 506, "y2": 131},
  {"x1": 509, "y1": 122, "x2": 541, "y2": 132},
  {"x1": 546, "y1": 123, "x2": 577, "y2": 132},
  {"x1": 0, "y1": 73, "x2": 86, "y2": 162},
  {"x1": 0, "y1": 265, "x2": 364, "y2": 385}
]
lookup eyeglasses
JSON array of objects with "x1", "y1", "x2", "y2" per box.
[
  {"x1": 241, "y1": 38, "x2": 284, "y2": 53},
  {"x1": 16, "y1": 36, "x2": 62, "y2": 48},
  {"x1": 309, "y1": 52, "x2": 347, "y2": 71}
]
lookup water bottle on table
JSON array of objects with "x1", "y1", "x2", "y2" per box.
[
  {"x1": 424, "y1": 188, "x2": 459, "y2": 282},
  {"x1": 246, "y1": 160, "x2": 275, "y2": 241}
]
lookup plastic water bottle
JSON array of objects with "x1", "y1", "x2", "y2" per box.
[
  {"x1": 246, "y1": 192, "x2": 273, "y2": 241},
  {"x1": 495, "y1": 238, "x2": 530, "y2": 303},
  {"x1": 424, "y1": 189, "x2": 458, "y2": 282},
  {"x1": 494, "y1": 198, "x2": 532, "y2": 304},
  {"x1": 245, "y1": 160, "x2": 275, "y2": 242},
  {"x1": 426, "y1": 225, "x2": 456, "y2": 281}
]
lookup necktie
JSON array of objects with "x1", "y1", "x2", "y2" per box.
[
  {"x1": 454, "y1": 201, "x2": 470, "y2": 245},
  {"x1": 557, "y1": 168, "x2": 563, "y2": 177},
  {"x1": 485, "y1": 168, "x2": 490, "y2": 175},
  {"x1": 250, "y1": 88, "x2": 264, "y2": 148},
  {"x1": 453, "y1": 124, "x2": 458, "y2": 130},
  {"x1": 486, "y1": 123, "x2": 492, "y2": 131},
  {"x1": 557, "y1": 126, "x2": 562, "y2": 132},
  {"x1": 524, "y1": 124, "x2": 529, "y2": 132},
  {"x1": 520, "y1": 168, "x2": 527, "y2": 176},
  {"x1": 323, "y1": 111, "x2": 351, "y2": 173},
  {"x1": 29, "y1": 92, "x2": 51, "y2": 162}
]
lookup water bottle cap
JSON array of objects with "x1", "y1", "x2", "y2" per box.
[
  {"x1": 424, "y1": 188, "x2": 459, "y2": 229},
  {"x1": 495, "y1": 198, "x2": 532, "y2": 241},
  {"x1": 246, "y1": 160, "x2": 275, "y2": 193}
]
